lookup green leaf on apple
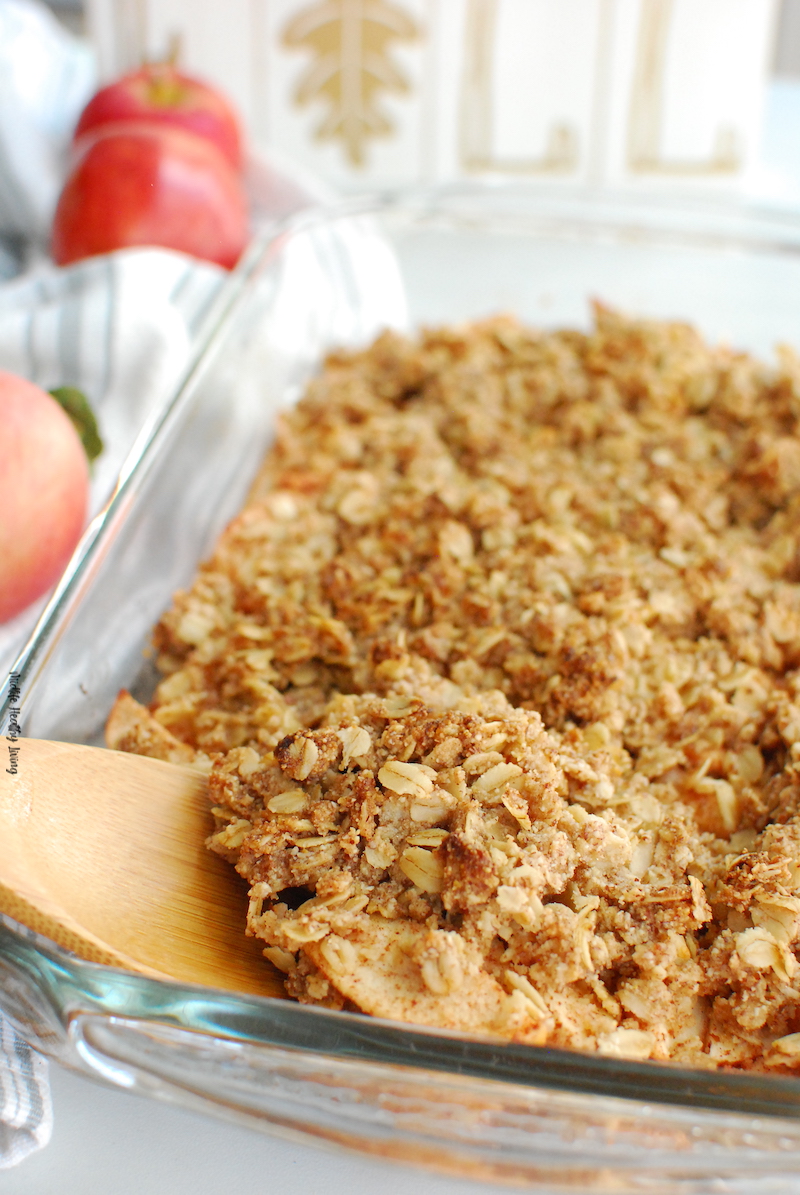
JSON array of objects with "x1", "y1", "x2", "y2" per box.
[{"x1": 49, "y1": 386, "x2": 103, "y2": 462}]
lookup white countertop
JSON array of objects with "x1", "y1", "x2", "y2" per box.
[{"x1": 2, "y1": 1062, "x2": 514, "y2": 1195}]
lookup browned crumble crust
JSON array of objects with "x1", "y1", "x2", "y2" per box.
[{"x1": 108, "y1": 306, "x2": 800, "y2": 1068}]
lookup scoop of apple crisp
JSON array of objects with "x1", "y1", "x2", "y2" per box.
[{"x1": 109, "y1": 307, "x2": 800, "y2": 1069}]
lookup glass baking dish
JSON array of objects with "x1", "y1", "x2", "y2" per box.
[{"x1": 7, "y1": 187, "x2": 800, "y2": 1192}]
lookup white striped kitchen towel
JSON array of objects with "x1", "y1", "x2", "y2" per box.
[
  {"x1": 0, "y1": 247, "x2": 226, "y2": 677},
  {"x1": 0, "y1": 1010, "x2": 52, "y2": 1169}
]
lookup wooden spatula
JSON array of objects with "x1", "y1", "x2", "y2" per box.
[{"x1": 0, "y1": 738, "x2": 283, "y2": 998}]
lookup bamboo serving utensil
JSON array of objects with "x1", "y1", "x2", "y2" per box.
[{"x1": 0, "y1": 738, "x2": 283, "y2": 997}]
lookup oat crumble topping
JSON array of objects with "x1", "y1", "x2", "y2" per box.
[{"x1": 108, "y1": 306, "x2": 800, "y2": 1069}]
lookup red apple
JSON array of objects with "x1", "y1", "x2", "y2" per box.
[
  {"x1": 74, "y1": 64, "x2": 243, "y2": 172},
  {"x1": 52, "y1": 122, "x2": 249, "y2": 270},
  {"x1": 0, "y1": 372, "x2": 89, "y2": 623}
]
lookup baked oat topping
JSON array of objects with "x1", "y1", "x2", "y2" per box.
[{"x1": 108, "y1": 305, "x2": 800, "y2": 1068}]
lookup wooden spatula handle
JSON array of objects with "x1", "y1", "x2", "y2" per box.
[{"x1": 0, "y1": 739, "x2": 283, "y2": 997}]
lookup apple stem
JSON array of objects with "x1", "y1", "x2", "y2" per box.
[
  {"x1": 141, "y1": 33, "x2": 185, "y2": 106},
  {"x1": 165, "y1": 32, "x2": 182, "y2": 67}
]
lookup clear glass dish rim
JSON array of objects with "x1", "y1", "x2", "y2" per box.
[
  {"x1": 5, "y1": 182, "x2": 800, "y2": 1119},
  {"x1": 7, "y1": 912, "x2": 800, "y2": 1120}
]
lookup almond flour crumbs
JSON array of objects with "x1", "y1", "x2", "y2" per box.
[{"x1": 108, "y1": 306, "x2": 800, "y2": 1069}]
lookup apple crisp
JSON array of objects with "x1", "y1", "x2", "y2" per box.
[{"x1": 109, "y1": 306, "x2": 800, "y2": 1069}]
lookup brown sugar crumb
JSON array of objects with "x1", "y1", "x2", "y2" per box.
[{"x1": 109, "y1": 306, "x2": 800, "y2": 1068}]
